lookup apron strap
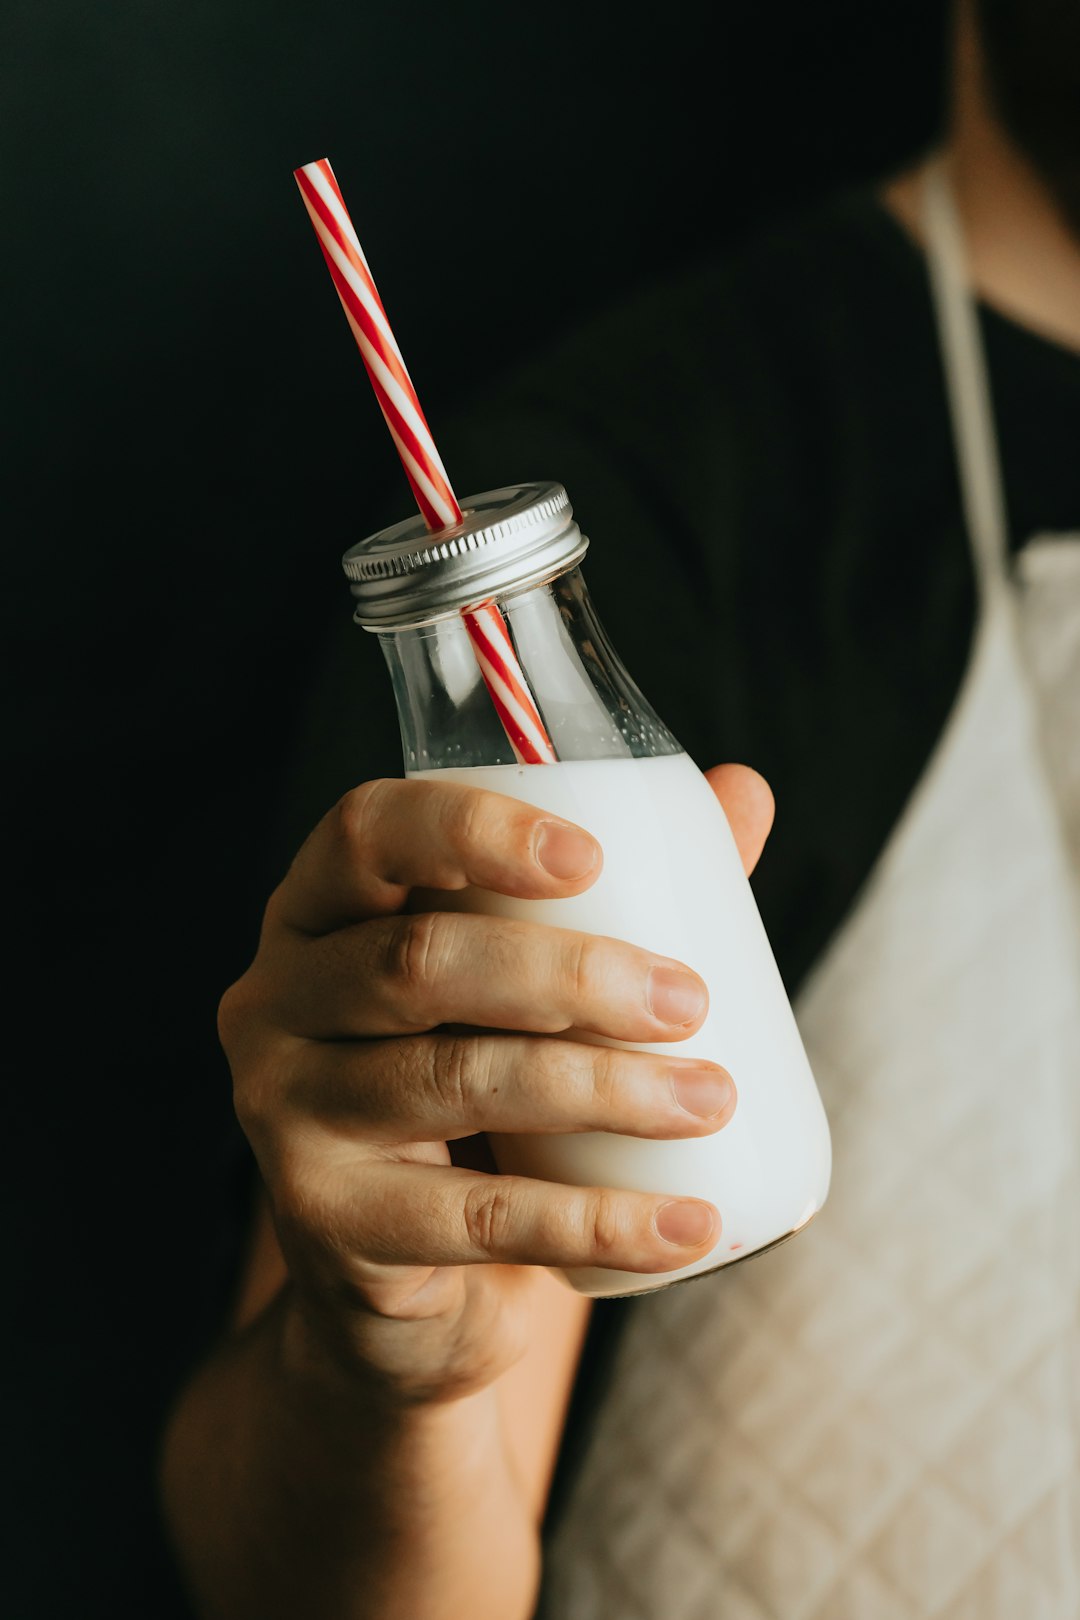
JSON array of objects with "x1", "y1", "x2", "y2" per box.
[{"x1": 922, "y1": 158, "x2": 1012, "y2": 604}]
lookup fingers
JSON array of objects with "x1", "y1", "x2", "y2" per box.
[
  {"x1": 269, "y1": 911, "x2": 710, "y2": 1042},
  {"x1": 288, "y1": 1033, "x2": 737, "y2": 1144},
  {"x1": 274, "y1": 778, "x2": 603, "y2": 934},
  {"x1": 703, "y1": 763, "x2": 775, "y2": 875},
  {"x1": 269, "y1": 765, "x2": 774, "y2": 937},
  {"x1": 286, "y1": 1157, "x2": 722, "y2": 1279}
]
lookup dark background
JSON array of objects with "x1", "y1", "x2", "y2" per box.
[{"x1": 5, "y1": 2, "x2": 945, "y2": 1613}]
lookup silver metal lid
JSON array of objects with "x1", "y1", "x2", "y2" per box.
[{"x1": 342, "y1": 481, "x2": 588, "y2": 628}]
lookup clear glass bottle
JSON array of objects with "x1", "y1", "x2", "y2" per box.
[{"x1": 343, "y1": 482, "x2": 831, "y2": 1297}]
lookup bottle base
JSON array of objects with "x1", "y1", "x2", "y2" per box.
[{"x1": 567, "y1": 1206, "x2": 821, "y2": 1300}]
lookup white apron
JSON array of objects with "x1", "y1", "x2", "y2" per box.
[{"x1": 538, "y1": 163, "x2": 1080, "y2": 1620}]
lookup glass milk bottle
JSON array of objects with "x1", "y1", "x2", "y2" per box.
[{"x1": 342, "y1": 482, "x2": 831, "y2": 1297}]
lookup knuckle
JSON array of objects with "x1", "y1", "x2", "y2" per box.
[
  {"x1": 385, "y1": 911, "x2": 451, "y2": 1000},
  {"x1": 431, "y1": 1034, "x2": 483, "y2": 1117},
  {"x1": 275, "y1": 1162, "x2": 342, "y2": 1255},
  {"x1": 565, "y1": 931, "x2": 603, "y2": 1004},
  {"x1": 588, "y1": 1044, "x2": 624, "y2": 1111},
  {"x1": 335, "y1": 779, "x2": 392, "y2": 861},
  {"x1": 217, "y1": 971, "x2": 263, "y2": 1075},
  {"x1": 230, "y1": 1061, "x2": 264, "y2": 1136},
  {"x1": 586, "y1": 1187, "x2": 628, "y2": 1260},
  {"x1": 261, "y1": 868, "x2": 297, "y2": 933},
  {"x1": 216, "y1": 963, "x2": 273, "y2": 1051},
  {"x1": 271, "y1": 1166, "x2": 314, "y2": 1244},
  {"x1": 220, "y1": 974, "x2": 300, "y2": 1144},
  {"x1": 443, "y1": 786, "x2": 491, "y2": 853},
  {"x1": 462, "y1": 1178, "x2": 517, "y2": 1258},
  {"x1": 216, "y1": 976, "x2": 246, "y2": 1053},
  {"x1": 230, "y1": 1042, "x2": 287, "y2": 1147}
]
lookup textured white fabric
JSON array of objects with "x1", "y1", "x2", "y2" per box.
[
  {"x1": 1017, "y1": 535, "x2": 1080, "y2": 885},
  {"x1": 537, "y1": 168, "x2": 1080, "y2": 1618}
]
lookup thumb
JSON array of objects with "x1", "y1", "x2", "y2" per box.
[{"x1": 703, "y1": 763, "x2": 775, "y2": 876}]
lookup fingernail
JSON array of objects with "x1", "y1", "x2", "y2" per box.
[
  {"x1": 536, "y1": 822, "x2": 599, "y2": 880},
  {"x1": 654, "y1": 1200, "x2": 719, "y2": 1248},
  {"x1": 671, "y1": 1067, "x2": 734, "y2": 1119},
  {"x1": 647, "y1": 966, "x2": 707, "y2": 1026}
]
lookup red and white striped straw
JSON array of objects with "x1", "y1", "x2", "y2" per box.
[
  {"x1": 461, "y1": 602, "x2": 561, "y2": 766},
  {"x1": 294, "y1": 157, "x2": 556, "y2": 765}
]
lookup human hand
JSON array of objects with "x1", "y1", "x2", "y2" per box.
[{"x1": 220, "y1": 767, "x2": 773, "y2": 1407}]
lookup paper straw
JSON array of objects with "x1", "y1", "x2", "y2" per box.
[{"x1": 294, "y1": 158, "x2": 557, "y2": 764}]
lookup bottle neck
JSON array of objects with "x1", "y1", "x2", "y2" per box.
[{"x1": 375, "y1": 565, "x2": 681, "y2": 773}]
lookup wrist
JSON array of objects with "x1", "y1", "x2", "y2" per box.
[
  {"x1": 271, "y1": 1285, "x2": 489, "y2": 1432},
  {"x1": 165, "y1": 1293, "x2": 541, "y2": 1620},
  {"x1": 269, "y1": 1287, "x2": 536, "y2": 1523}
]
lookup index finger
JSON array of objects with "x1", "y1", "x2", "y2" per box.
[{"x1": 274, "y1": 777, "x2": 603, "y2": 935}]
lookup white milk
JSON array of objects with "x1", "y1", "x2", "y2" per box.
[{"x1": 410, "y1": 752, "x2": 832, "y2": 1296}]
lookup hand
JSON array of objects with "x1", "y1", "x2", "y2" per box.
[{"x1": 220, "y1": 765, "x2": 774, "y2": 1407}]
